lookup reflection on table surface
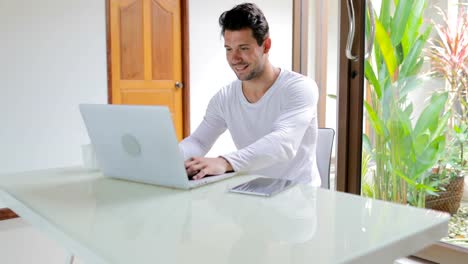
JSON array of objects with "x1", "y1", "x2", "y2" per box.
[{"x1": 0, "y1": 167, "x2": 449, "y2": 264}]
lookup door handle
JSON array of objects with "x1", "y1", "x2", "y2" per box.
[
  {"x1": 345, "y1": 0, "x2": 375, "y2": 61},
  {"x1": 175, "y1": 82, "x2": 183, "y2": 89}
]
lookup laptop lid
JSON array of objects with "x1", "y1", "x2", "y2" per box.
[{"x1": 79, "y1": 104, "x2": 191, "y2": 189}]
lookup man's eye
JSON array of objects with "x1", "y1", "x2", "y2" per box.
[{"x1": 241, "y1": 47, "x2": 249, "y2": 51}]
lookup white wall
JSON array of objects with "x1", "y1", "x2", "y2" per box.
[
  {"x1": 0, "y1": 0, "x2": 107, "y2": 207},
  {"x1": 188, "y1": 0, "x2": 293, "y2": 156}
]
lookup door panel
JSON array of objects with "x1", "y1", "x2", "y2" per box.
[
  {"x1": 121, "y1": 89, "x2": 175, "y2": 111},
  {"x1": 151, "y1": 1, "x2": 174, "y2": 80},
  {"x1": 110, "y1": 0, "x2": 183, "y2": 140},
  {"x1": 119, "y1": 0, "x2": 144, "y2": 80}
]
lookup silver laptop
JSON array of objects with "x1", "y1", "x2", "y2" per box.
[{"x1": 79, "y1": 104, "x2": 235, "y2": 189}]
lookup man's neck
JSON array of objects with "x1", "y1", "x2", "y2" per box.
[{"x1": 242, "y1": 63, "x2": 280, "y2": 103}]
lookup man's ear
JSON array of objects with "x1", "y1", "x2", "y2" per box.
[{"x1": 263, "y1": 38, "x2": 272, "y2": 54}]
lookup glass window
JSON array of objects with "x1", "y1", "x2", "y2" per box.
[
  {"x1": 305, "y1": 0, "x2": 467, "y2": 253},
  {"x1": 361, "y1": 0, "x2": 467, "y2": 249},
  {"x1": 307, "y1": 1, "x2": 340, "y2": 189}
]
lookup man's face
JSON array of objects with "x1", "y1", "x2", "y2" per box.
[{"x1": 224, "y1": 28, "x2": 267, "y2": 81}]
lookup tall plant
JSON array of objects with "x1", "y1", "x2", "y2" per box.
[
  {"x1": 363, "y1": 0, "x2": 450, "y2": 207},
  {"x1": 426, "y1": 8, "x2": 468, "y2": 177}
]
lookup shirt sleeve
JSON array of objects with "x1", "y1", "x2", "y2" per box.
[
  {"x1": 222, "y1": 78, "x2": 318, "y2": 172},
  {"x1": 178, "y1": 93, "x2": 227, "y2": 160}
]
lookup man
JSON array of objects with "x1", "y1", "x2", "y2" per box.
[{"x1": 179, "y1": 3, "x2": 320, "y2": 186}]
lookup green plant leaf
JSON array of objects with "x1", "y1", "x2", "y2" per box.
[
  {"x1": 395, "y1": 44, "x2": 404, "y2": 65},
  {"x1": 400, "y1": 26, "x2": 432, "y2": 79},
  {"x1": 379, "y1": 0, "x2": 392, "y2": 29},
  {"x1": 378, "y1": 64, "x2": 389, "y2": 88},
  {"x1": 362, "y1": 182, "x2": 375, "y2": 198},
  {"x1": 426, "y1": 189, "x2": 439, "y2": 196},
  {"x1": 404, "y1": 103, "x2": 413, "y2": 117},
  {"x1": 407, "y1": 57, "x2": 425, "y2": 76},
  {"x1": 394, "y1": 169, "x2": 417, "y2": 186},
  {"x1": 365, "y1": 60, "x2": 382, "y2": 99},
  {"x1": 395, "y1": 106, "x2": 413, "y2": 136},
  {"x1": 402, "y1": 0, "x2": 426, "y2": 56},
  {"x1": 413, "y1": 92, "x2": 448, "y2": 136},
  {"x1": 390, "y1": 0, "x2": 413, "y2": 46},
  {"x1": 431, "y1": 111, "x2": 451, "y2": 141},
  {"x1": 415, "y1": 183, "x2": 437, "y2": 193},
  {"x1": 414, "y1": 133, "x2": 430, "y2": 155},
  {"x1": 399, "y1": 77, "x2": 424, "y2": 99},
  {"x1": 413, "y1": 136, "x2": 446, "y2": 177},
  {"x1": 364, "y1": 101, "x2": 385, "y2": 136},
  {"x1": 375, "y1": 17, "x2": 398, "y2": 81},
  {"x1": 362, "y1": 134, "x2": 373, "y2": 154},
  {"x1": 389, "y1": 109, "x2": 413, "y2": 160},
  {"x1": 400, "y1": 133, "x2": 416, "y2": 163},
  {"x1": 381, "y1": 81, "x2": 395, "y2": 119}
]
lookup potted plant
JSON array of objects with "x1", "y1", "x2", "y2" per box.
[
  {"x1": 426, "y1": 125, "x2": 467, "y2": 214},
  {"x1": 362, "y1": 0, "x2": 450, "y2": 208},
  {"x1": 425, "y1": 7, "x2": 468, "y2": 214}
]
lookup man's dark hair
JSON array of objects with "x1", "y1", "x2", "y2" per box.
[{"x1": 219, "y1": 3, "x2": 269, "y2": 46}]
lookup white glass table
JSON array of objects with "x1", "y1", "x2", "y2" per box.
[{"x1": 0, "y1": 167, "x2": 449, "y2": 264}]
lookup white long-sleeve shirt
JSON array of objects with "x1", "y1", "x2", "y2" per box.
[{"x1": 179, "y1": 69, "x2": 320, "y2": 185}]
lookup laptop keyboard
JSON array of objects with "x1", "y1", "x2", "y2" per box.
[{"x1": 188, "y1": 173, "x2": 235, "y2": 188}]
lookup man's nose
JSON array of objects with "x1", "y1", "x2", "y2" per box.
[{"x1": 230, "y1": 50, "x2": 241, "y2": 63}]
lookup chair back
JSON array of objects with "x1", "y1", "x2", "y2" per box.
[{"x1": 316, "y1": 128, "x2": 335, "y2": 189}]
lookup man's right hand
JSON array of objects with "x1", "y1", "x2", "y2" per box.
[{"x1": 185, "y1": 157, "x2": 233, "y2": 180}]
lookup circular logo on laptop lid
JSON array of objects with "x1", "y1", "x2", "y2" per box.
[{"x1": 121, "y1": 134, "x2": 141, "y2": 157}]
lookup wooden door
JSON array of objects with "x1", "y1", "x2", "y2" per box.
[{"x1": 109, "y1": 0, "x2": 184, "y2": 140}]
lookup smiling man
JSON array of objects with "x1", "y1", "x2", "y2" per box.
[{"x1": 179, "y1": 3, "x2": 320, "y2": 186}]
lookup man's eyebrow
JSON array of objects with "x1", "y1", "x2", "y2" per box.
[{"x1": 224, "y1": 44, "x2": 251, "y2": 48}]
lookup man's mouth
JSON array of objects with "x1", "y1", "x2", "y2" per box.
[{"x1": 234, "y1": 64, "x2": 248, "y2": 72}]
